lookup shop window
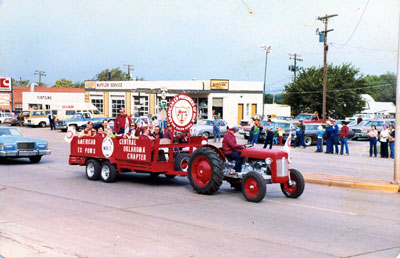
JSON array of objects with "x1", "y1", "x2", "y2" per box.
[
  {"x1": 212, "y1": 98, "x2": 223, "y2": 119},
  {"x1": 246, "y1": 104, "x2": 250, "y2": 116},
  {"x1": 91, "y1": 99, "x2": 104, "y2": 114},
  {"x1": 112, "y1": 99, "x2": 125, "y2": 117},
  {"x1": 133, "y1": 96, "x2": 148, "y2": 117}
]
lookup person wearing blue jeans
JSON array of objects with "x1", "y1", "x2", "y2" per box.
[
  {"x1": 250, "y1": 119, "x2": 261, "y2": 144},
  {"x1": 339, "y1": 121, "x2": 349, "y2": 155},
  {"x1": 316, "y1": 125, "x2": 324, "y2": 152},
  {"x1": 368, "y1": 125, "x2": 378, "y2": 157},
  {"x1": 389, "y1": 124, "x2": 395, "y2": 159},
  {"x1": 330, "y1": 120, "x2": 339, "y2": 154},
  {"x1": 325, "y1": 121, "x2": 332, "y2": 153},
  {"x1": 212, "y1": 116, "x2": 221, "y2": 142}
]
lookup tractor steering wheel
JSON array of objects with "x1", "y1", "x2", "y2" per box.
[{"x1": 240, "y1": 143, "x2": 254, "y2": 149}]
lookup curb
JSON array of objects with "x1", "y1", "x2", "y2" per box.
[{"x1": 303, "y1": 173, "x2": 400, "y2": 193}]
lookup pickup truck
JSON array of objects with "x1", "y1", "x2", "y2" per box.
[
  {"x1": 55, "y1": 112, "x2": 113, "y2": 132},
  {"x1": 294, "y1": 113, "x2": 324, "y2": 124}
]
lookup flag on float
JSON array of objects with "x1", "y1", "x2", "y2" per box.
[
  {"x1": 64, "y1": 126, "x2": 76, "y2": 143},
  {"x1": 283, "y1": 131, "x2": 292, "y2": 153}
]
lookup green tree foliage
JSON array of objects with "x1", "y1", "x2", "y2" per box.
[
  {"x1": 96, "y1": 68, "x2": 130, "y2": 81},
  {"x1": 52, "y1": 79, "x2": 84, "y2": 88},
  {"x1": 365, "y1": 73, "x2": 396, "y2": 103},
  {"x1": 11, "y1": 78, "x2": 30, "y2": 86},
  {"x1": 282, "y1": 64, "x2": 368, "y2": 119},
  {"x1": 53, "y1": 78, "x2": 73, "y2": 88}
]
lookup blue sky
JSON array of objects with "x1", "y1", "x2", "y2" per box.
[{"x1": 0, "y1": 0, "x2": 398, "y2": 93}]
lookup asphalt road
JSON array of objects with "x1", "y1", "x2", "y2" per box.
[{"x1": 1, "y1": 127, "x2": 400, "y2": 257}]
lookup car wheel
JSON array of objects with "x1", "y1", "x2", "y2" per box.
[
  {"x1": 38, "y1": 122, "x2": 46, "y2": 128},
  {"x1": 202, "y1": 132, "x2": 210, "y2": 138},
  {"x1": 29, "y1": 156, "x2": 42, "y2": 163},
  {"x1": 304, "y1": 136, "x2": 312, "y2": 146}
]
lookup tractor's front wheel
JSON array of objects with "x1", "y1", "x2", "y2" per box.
[
  {"x1": 280, "y1": 169, "x2": 305, "y2": 198},
  {"x1": 188, "y1": 147, "x2": 223, "y2": 195},
  {"x1": 242, "y1": 171, "x2": 266, "y2": 203}
]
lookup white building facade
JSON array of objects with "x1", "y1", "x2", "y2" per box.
[
  {"x1": 22, "y1": 92, "x2": 85, "y2": 110},
  {"x1": 84, "y1": 80, "x2": 263, "y2": 125}
]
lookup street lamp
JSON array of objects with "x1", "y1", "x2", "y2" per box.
[{"x1": 260, "y1": 44, "x2": 271, "y2": 119}]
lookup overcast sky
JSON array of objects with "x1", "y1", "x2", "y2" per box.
[{"x1": 0, "y1": 0, "x2": 398, "y2": 92}]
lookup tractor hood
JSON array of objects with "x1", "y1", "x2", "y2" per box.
[{"x1": 241, "y1": 147, "x2": 288, "y2": 160}]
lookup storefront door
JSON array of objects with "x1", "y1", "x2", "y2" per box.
[{"x1": 238, "y1": 104, "x2": 243, "y2": 125}]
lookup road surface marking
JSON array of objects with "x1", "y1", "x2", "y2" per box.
[{"x1": 267, "y1": 200, "x2": 358, "y2": 216}]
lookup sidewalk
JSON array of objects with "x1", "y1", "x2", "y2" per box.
[
  {"x1": 234, "y1": 135, "x2": 400, "y2": 193},
  {"x1": 303, "y1": 172, "x2": 400, "y2": 192}
]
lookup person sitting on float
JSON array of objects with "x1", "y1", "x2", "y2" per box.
[
  {"x1": 95, "y1": 126, "x2": 107, "y2": 138},
  {"x1": 79, "y1": 121, "x2": 96, "y2": 138},
  {"x1": 162, "y1": 123, "x2": 173, "y2": 141},
  {"x1": 102, "y1": 120, "x2": 113, "y2": 135},
  {"x1": 151, "y1": 125, "x2": 163, "y2": 139}
]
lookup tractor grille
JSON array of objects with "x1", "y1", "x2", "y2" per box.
[
  {"x1": 17, "y1": 142, "x2": 35, "y2": 151},
  {"x1": 276, "y1": 158, "x2": 288, "y2": 177},
  {"x1": 352, "y1": 129, "x2": 361, "y2": 134}
]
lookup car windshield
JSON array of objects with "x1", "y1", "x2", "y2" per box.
[
  {"x1": 71, "y1": 114, "x2": 82, "y2": 119},
  {"x1": 198, "y1": 120, "x2": 212, "y2": 125},
  {"x1": 274, "y1": 123, "x2": 291, "y2": 129},
  {"x1": 0, "y1": 128, "x2": 23, "y2": 136},
  {"x1": 366, "y1": 121, "x2": 384, "y2": 127},
  {"x1": 296, "y1": 114, "x2": 312, "y2": 120}
]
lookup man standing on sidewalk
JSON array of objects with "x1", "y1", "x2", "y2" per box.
[
  {"x1": 340, "y1": 121, "x2": 349, "y2": 156},
  {"x1": 331, "y1": 120, "x2": 339, "y2": 154},
  {"x1": 263, "y1": 119, "x2": 274, "y2": 149},
  {"x1": 212, "y1": 115, "x2": 222, "y2": 142}
]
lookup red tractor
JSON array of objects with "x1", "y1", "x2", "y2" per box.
[
  {"x1": 68, "y1": 94, "x2": 305, "y2": 202},
  {"x1": 187, "y1": 143, "x2": 304, "y2": 202}
]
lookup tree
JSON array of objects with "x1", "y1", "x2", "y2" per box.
[
  {"x1": 11, "y1": 78, "x2": 30, "y2": 86},
  {"x1": 53, "y1": 78, "x2": 73, "y2": 88},
  {"x1": 282, "y1": 63, "x2": 368, "y2": 119},
  {"x1": 365, "y1": 73, "x2": 396, "y2": 103},
  {"x1": 96, "y1": 68, "x2": 130, "y2": 81}
]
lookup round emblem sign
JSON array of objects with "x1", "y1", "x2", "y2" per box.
[
  {"x1": 102, "y1": 137, "x2": 114, "y2": 158},
  {"x1": 167, "y1": 94, "x2": 197, "y2": 132}
]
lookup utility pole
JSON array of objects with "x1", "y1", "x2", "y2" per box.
[
  {"x1": 260, "y1": 44, "x2": 271, "y2": 118},
  {"x1": 393, "y1": 11, "x2": 400, "y2": 185},
  {"x1": 34, "y1": 70, "x2": 46, "y2": 84},
  {"x1": 19, "y1": 76, "x2": 22, "y2": 86},
  {"x1": 123, "y1": 64, "x2": 134, "y2": 80},
  {"x1": 289, "y1": 53, "x2": 303, "y2": 82},
  {"x1": 317, "y1": 14, "x2": 337, "y2": 122}
]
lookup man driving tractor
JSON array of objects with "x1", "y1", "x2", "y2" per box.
[{"x1": 222, "y1": 126, "x2": 244, "y2": 172}]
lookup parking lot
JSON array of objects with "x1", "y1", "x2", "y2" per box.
[{"x1": 1, "y1": 126, "x2": 400, "y2": 257}]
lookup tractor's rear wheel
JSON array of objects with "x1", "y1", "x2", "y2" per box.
[
  {"x1": 242, "y1": 171, "x2": 266, "y2": 203},
  {"x1": 280, "y1": 169, "x2": 305, "y2": 198},
  {"x1": 188, "y1": 147, "x2": 223, "y2": 195}
]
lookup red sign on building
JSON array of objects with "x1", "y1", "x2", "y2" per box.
[{"x1": 0, "y1": 77, "x2": 11, "y2": 92}]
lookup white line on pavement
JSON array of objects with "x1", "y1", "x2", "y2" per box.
[{"x1": 267, "y1": 199, "x2": 358, "y2": 216}]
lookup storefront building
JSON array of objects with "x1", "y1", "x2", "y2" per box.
[{"x1": 85, "y1": 80, "x2": 263, "y2": 125}]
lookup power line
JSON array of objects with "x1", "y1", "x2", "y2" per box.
[
  {"x1": 331, "y1": 0, "x2": 370, "y2": 49},
  {"x1": 282, "y1": 82, "x2": 395, "y2": 95}
]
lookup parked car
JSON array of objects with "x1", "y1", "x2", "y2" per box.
[
  {"x1": 0, "y1": 112, "x2": 12, "y2": 123},
  {"x1": 190, "y1": 119, "x2": 229, "y2": 138},
  {"x1": 290, "y1": 123, "x2": 355, "y2": 146},
  {"x1": 350, "y1": 119, "x2": 395, "y2": 140},
  {"x1": 0, "y1": 127, "x2": 51, "y2": 163},
  {"x1": 271, "y1": 116, "x2": 293, "y2": 121},
  {"x1": 243, "y1": 120, "x2": 296, "y2": 143},
  {"x1": 56, "y1": 112, "x2": 111, "y2": 132}
]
